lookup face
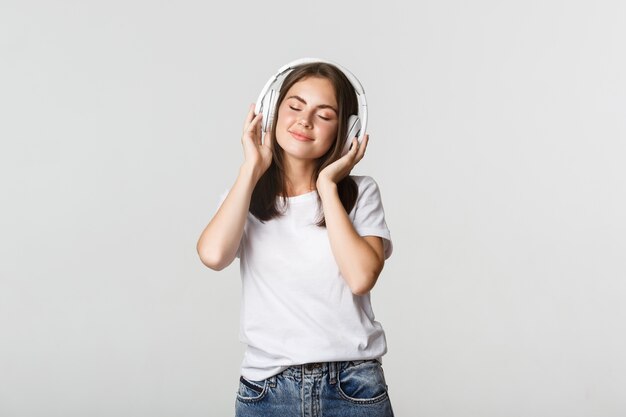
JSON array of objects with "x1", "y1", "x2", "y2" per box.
[{"x1": 275, "y1": 76, "x2": 339, "y2": 162}]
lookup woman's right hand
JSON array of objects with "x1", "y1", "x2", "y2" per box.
[{"x1": 241, "y1": 103, "x2": 273, "y2": 179}]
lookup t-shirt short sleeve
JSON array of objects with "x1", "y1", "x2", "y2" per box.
[
  {"x1": 350, "y1": 176, "x2": 393, "y2": 259},
  {"x1": 214, "y1": 188, "x2": 242, "y2": 259}
]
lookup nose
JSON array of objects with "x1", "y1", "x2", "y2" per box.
[{"x1": 298, "y1": 114, "x2": 312, "y2": 128}]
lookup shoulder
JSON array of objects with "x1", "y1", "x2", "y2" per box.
[
  {"x1": 350, "y1": 174, "x2": 378, "y2": 187},
  {"x1": 350, "y1": 175, "x2": 382, "y2": 194},
  {"x1": 348, "y1": 175, "x2": 386, "y2": 212}
]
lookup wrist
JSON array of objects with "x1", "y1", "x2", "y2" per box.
[
  {"x1": 239, "y1": 164, "x2": 263, "y2": 184},
  {"x1": 316, "y1": 179, "x2": 337, "y2": 199}
]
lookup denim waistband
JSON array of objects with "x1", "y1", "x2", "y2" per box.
[{"x1": 273, "y1": 359, "x2": 379, "y2": 385}]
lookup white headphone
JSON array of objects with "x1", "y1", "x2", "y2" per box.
[{"x1": 254, "y1": 57, "x2": 368, "y2": 157}]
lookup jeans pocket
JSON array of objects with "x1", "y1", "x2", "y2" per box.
[
  {"x1": 336, "y1": 360, "x2": 389, "y2": 404},
  {"x1": 236, "y1": 375, "x2": 269, "y2": 403}
]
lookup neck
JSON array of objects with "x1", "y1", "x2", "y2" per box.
[{"x1": 282, "y1": 155, "x2": 317, "y2": 196}]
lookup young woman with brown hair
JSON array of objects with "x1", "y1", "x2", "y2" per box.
[{"x1": 197, "y1": 59, "x2": 395, "y2": 417}]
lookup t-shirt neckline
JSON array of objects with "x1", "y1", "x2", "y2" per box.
[{"x1": 279, "y1": 190, "x2": 318, "y2": 203}]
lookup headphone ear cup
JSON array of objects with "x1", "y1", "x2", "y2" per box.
[
  {"x1": 262, "y1": 89, "x2": 278, "y2": 132},
  {"x1": 342, "y1": 115, "x2": 362, "y2": 156}
]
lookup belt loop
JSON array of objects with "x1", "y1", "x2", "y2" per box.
[
  {"x1": 268, "y1": 374, "x2": 277, "y2": 387},
  {"x1": 329, "y1": 361, "x2": 338, "y2": 385}
]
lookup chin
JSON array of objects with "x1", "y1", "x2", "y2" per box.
[{"x1": 284, "y1": 150, "x2": 318, "y2": 160}]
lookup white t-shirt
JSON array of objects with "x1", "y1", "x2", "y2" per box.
[{"x1": 215, "y1": 175, "x2": 393, "y2": 381}]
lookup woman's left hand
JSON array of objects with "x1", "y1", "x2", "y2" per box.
[{"x1": 317, "y1": 134, "x2": 369, "y2": 192}]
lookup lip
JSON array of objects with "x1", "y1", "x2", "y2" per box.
[{"x1": 289, "y1": 131, "x2": 313, "y2": 141}]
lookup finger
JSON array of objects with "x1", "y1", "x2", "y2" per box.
[
  {"x1": 263, "y1": 125, "x2": 273, "y2": 149},
  {"x1": 244, "y1": 115, "x2": 263, "y2": 147},
  {"x1": 243, "y1": 103, "x2": 255, "y2": 130},
  {"x1": 349, "y1": 137, "x2": 359, "y2": 157},
  {"x1": 356, "y1": 134, "x2": 369, "y2": 160},
  {"x1": 246, "y1": 112, "x2": 263, "y2": 133}
]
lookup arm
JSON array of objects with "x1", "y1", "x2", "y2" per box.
[
  {"x1": 196, "y1": 165, "x2": 260, "y2": 270},
  {"x1": 316, "y1": 134, "x2": 388, "y2": 295},
  {"x1": 318, "y1": 184, "x2": 386, "y2": 295},
  {"x1": 197, "y1": 104, "x2": 273, "y2": 271}
]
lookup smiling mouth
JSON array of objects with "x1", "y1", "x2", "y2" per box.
[{"x1": 289, "y1": 131, "x2": 313, "y2": 141}]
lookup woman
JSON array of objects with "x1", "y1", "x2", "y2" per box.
[{"x1": 197, "y1": 60, "x2": 395, "y2": 416}]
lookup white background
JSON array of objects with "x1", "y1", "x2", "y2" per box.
[{"x1": 1, "y1": 1, "x2": 625, "y2": 416}]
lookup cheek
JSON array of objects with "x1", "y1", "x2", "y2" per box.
[
  {"x1": 319, "y1": 129, "x2": 339, "y2": 151},
  {"x1": 276, "y1": 110, "x2": 295, "y2": 128},
  {"x1": 322, "y1": 125, "x2": 339, "y2": 141}
]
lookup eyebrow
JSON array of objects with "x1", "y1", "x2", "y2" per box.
[{"x1": 286, "y1": 95, "x2": 338, "y2": 115}]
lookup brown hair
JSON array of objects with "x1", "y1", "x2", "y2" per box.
[{"x1": 249, "y1": 62, "x2": 359, "y2": 227}]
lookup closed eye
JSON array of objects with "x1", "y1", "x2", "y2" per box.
[{"x1": 290, "y1": 106, "x2": 331, "y2": 121}]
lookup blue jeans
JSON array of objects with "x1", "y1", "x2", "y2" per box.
[{"x1": 235, "y1": 359, "x2": 395, "y2": 417}]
